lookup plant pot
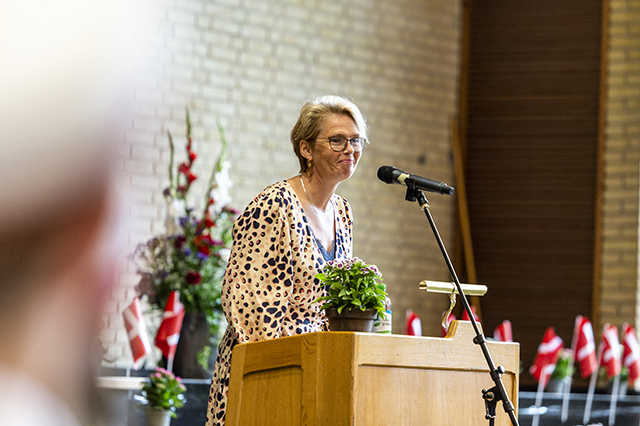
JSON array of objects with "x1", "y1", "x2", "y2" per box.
[
  {"x1": 326, "y1": 307, "x2": 377, "y2": 332},
  {"x1": 145, "y1": 408, "x2": 172, "y2": 426},
  {"x1": 545, "y1": 377, "x2": 569, "y2": 393},
  {"x1": 172, "y1": 313, "x2": 218, "y2": 379}
]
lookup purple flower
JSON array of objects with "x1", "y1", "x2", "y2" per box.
[
  {"x1": 179, "y1": 217, "x2": 189, "y2": 228},
  {"x1": 196, "y1": 252, "x2": 209, "y2": 260}
]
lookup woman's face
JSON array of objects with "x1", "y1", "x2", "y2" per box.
[{"x1": 304, "y1": 113, "x2": 362, "y2": 184}]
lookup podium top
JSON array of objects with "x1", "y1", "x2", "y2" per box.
[{"x1": 233, "y1": 320, "x2": 519, "y2": 377}]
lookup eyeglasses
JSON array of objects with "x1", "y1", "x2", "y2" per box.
[{"x1": 318, "y1": 136, "x2": 367, "y2": 152}]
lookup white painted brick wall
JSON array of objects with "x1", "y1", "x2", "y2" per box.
[{"x1": 103, "y1": 0, "x2": 462, "y2": 367}]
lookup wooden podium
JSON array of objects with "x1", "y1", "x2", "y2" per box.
[{"x1": 226, "y1": 321, "x2": 519, "y2": 425}]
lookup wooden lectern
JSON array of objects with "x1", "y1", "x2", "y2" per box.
[{"x1": 226, "y1": 320, "x2": 519, "y2": 425}]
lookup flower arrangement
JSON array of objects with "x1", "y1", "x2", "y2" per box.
[
  {"x1": 140, "y1": 367, "x2": 187, "y2": 417},
  {"x1": 130, "y1": 110, "x2": 237, "y2": 369},
  {"x1": 313, "y1": 257, "x2": 388, "y2": 319}
]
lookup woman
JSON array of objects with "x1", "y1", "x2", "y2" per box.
[{"x1": 205, "y1": 95, "x2": 368, "y2": 426}]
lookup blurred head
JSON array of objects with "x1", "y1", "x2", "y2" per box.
[
  {"x1": 0, "y1": 0, "x2": 132, "y2": 422},
  {"x1": 290, "y1": 95, "x2": 368, "y2": 174}
]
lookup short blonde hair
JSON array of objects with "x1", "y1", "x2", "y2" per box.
[{"x1": 290, "y1": 95, "x2": 368, "y2": 173}]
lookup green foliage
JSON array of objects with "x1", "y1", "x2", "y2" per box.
[
  {"x1": 129, "y1": 109, "x2": 237, "y2": 363},
  {"x1": 550, "y1": 349, "x2": 574, "y2": 380},
  {"x1": 313, "y1": 258, "x2": 388, "y2": 319},
  {"x1": 141, "y1": 368, "x2": 187, "y2": 417}
]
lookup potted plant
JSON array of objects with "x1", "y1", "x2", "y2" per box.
[
  {"x1": 140, "y1": 368, "x2": 187, "y2": 426},
  {"x1": 313, "y1": 258, "x2": 388, "y2": 332},
  {"x1": 547, "y1": 349, "x2": 573, "y2": 392},
  {"x1": 130, "y1": 110, "x2": 238, "y2": 377}
]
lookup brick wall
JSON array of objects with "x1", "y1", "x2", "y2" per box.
[
  {"x1": 103, "y1": 0, "x2": 462, "y2": 366},
  {"x1": 600, "y1": 0, "x2": 640, "y2": 330}
]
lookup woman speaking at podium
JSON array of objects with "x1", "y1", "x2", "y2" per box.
[{"x1": 205, "y1": 95, "x2": 369, "y2": 426}]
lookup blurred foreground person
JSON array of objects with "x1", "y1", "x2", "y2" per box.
[{"x1": 0, "y1": 0, "x2": 131, "y2": 425}]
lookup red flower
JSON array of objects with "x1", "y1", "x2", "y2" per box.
[
  {"x1": 187, "y1": 171, "x2": 197, "y2": 184},
  {"x1": 178, "y1": 162, "x2": 190, "y2": 175},
  {"x1": 194, "y1": 235, "x2": 213, "y2": 255},
  {"x1": 185, "y1": 271, "x2": 202, "y2": 285},
  {"x1": 173, "y1": 235, "x2": 186, "y2": 248},
  {"x1": 203, "y1": 212, "x2": 215, "y2": 228},
  {"x1": 189, "y1": 151, "x2": 197, "y2": 162}
]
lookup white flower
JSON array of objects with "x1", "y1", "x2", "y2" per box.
[
  {"x1": 172, "y1": 199, "x2": 186, "y2": 220},
  {"x1": 218, "y1": 248, "x2": 231, "y2": 263},
  {"x1": 210, "y1": 160, "x2": 233, "y2": 213}
]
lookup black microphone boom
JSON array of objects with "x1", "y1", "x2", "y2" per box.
[{"x1": 377, "y1": 165, "x2": 455, "y2": 196}]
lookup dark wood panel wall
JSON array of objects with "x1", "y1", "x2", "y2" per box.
[{"x1": 460, "y1": 0, "x2": 604, "y2": 386}]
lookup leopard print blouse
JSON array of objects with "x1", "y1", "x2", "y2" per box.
[{"x1": 205, "y1": 180, "x2": 354, "y2": 426}]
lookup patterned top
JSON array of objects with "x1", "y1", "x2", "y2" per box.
[{"x1": 205, "y1": 180, "x2": 353, "y2": 426}]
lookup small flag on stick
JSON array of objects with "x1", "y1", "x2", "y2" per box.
[
  {"x1": 493, "y1": 320, "x2": 513, "y2": 342},
  {"x1": 405, "y1": 310, "x2": 422, "y2": 336},
  {"x1": 530, "y1": 327, "x2": 563, "y2": 389},
  {"x1": 623, "y1": 323, "x2": 640, "y2": 385},
  {"x1": 122, "y1": 297, "x2": 151, "y2": 369},
  {"x1": 441, "y1": 312, "x2": 456, "y2": 337},
  {"x1": 575, "y1": 316, "x2": 598, "y2": 378},
  {"x1": 461, "y1": 305, "x2": 480, "y2": 323},
  {"x1": 155, "y1": 291, "x2": 185, "y2": 371},
  {"x1": 530, "y1": 327, "x2": 563, "y2": 426},
  {"x1": 601, "y1": 324, "x2": 621, "y2": 380},
  {"x1": 561, "y1": 315, "x2": 597, "y2": 422}
]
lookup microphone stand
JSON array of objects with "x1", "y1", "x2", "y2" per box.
[{"x1": 404, "y1": 183, "x2": 519, "y2": 426}]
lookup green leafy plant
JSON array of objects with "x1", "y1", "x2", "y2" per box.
[
  {"x1": 130, "y1": 109, "x2": 237, "y2": 370},
  {"x1": 550, "y1": 348, "x2": 574, "y2": 380},
  {"x1": 140, "y1": 368, "x2": 187, "y2": 417},
  {"x1": 313, "y1": 258, "x2": 388, "y2": 319}
]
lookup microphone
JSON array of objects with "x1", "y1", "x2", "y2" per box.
[{"x1": 377, "y1": 165, "x2": 455, "y2": 195}]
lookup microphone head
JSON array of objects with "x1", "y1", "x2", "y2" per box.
[{"x1": 377, "y1": 165, "x2": 397, "y2": 184}]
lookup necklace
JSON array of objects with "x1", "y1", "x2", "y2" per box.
[{"x1": 299, "y1": 175, "x2": 332, "y2": 217}]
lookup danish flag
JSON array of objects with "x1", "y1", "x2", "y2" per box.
[
  {"x1": 405, "y1": 310, "x2": 422, "y2": 336},
  {"x1": 493, "y1": 320, "x2": 513, "y2": 342},
  {"x1": 441, "y1": 312, "x2": 456, "y2": 337},
  {"x1": 530, "y1": 327, "x2": 563, "y2": 388},
  {"x1": 154, "y1": 291, "x2": 185, "y2": 365},
  {"x1": 462, "y1": 305, "x2": 480, "y2": 323},
  {"x1": 574, "y1": 316, "x2": 597, "y2": 378},
  {"x1": 122, "y1": 297, "x2": 151, "y2": 368},
  {"x1": 601, "y1": 324, "x2": 621, "y2": 379},
  {"x1": 622, "y1": 323, "x2": 640, "y2": 384}
]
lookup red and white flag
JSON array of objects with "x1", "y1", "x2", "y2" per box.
[
  {"x1": 530, "y1": 327, "x2": 563, "y2": 388},
  {"x1": 155, "y1": 291, "x2": 185, "y2": 367},
  {"x1": 462, "y1": 305, "x2": 480, "y2": 323},
  {"x1": 622, "y1": 323, "x2": 640, "y2": 384},
  {"x1": 405, "y1": 309, "x2": 422, "y2": 336},
  {"x1": 441, "y1": 312, "x2": 456, "y2": 337},
  {"x1": 574, "y1": 316, "x2": 597, "y2": 378},
  {"x1": 494, "y1": 320, "x2": 513, "y2": 342},
  {"x1": 601, "y1": 324, "x2": 621, "y2": 379},
  {"x1": 122, "y1": 297, "x2": 151, "y2": 368}
]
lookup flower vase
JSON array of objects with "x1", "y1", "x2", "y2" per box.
[
  {"x1": 145, "y1": 408, "x2": 172, "y2": 426},
  {"x1": 173, "y1": 313, "x2": 217, "y2": 378},
  {"x1": 326, "y1": 307, "x2": 377, "y2": 332}
]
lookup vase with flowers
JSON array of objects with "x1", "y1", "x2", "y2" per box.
[
  {"x1": 313, "y1": 258, "x2": 388, "y2": 332},
  {"x1": 130, "y1": 110, "x2": 237, "y2": 377},
  {"x1": 140, "y1": 367, "x2": 187, "y2": 426}
]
